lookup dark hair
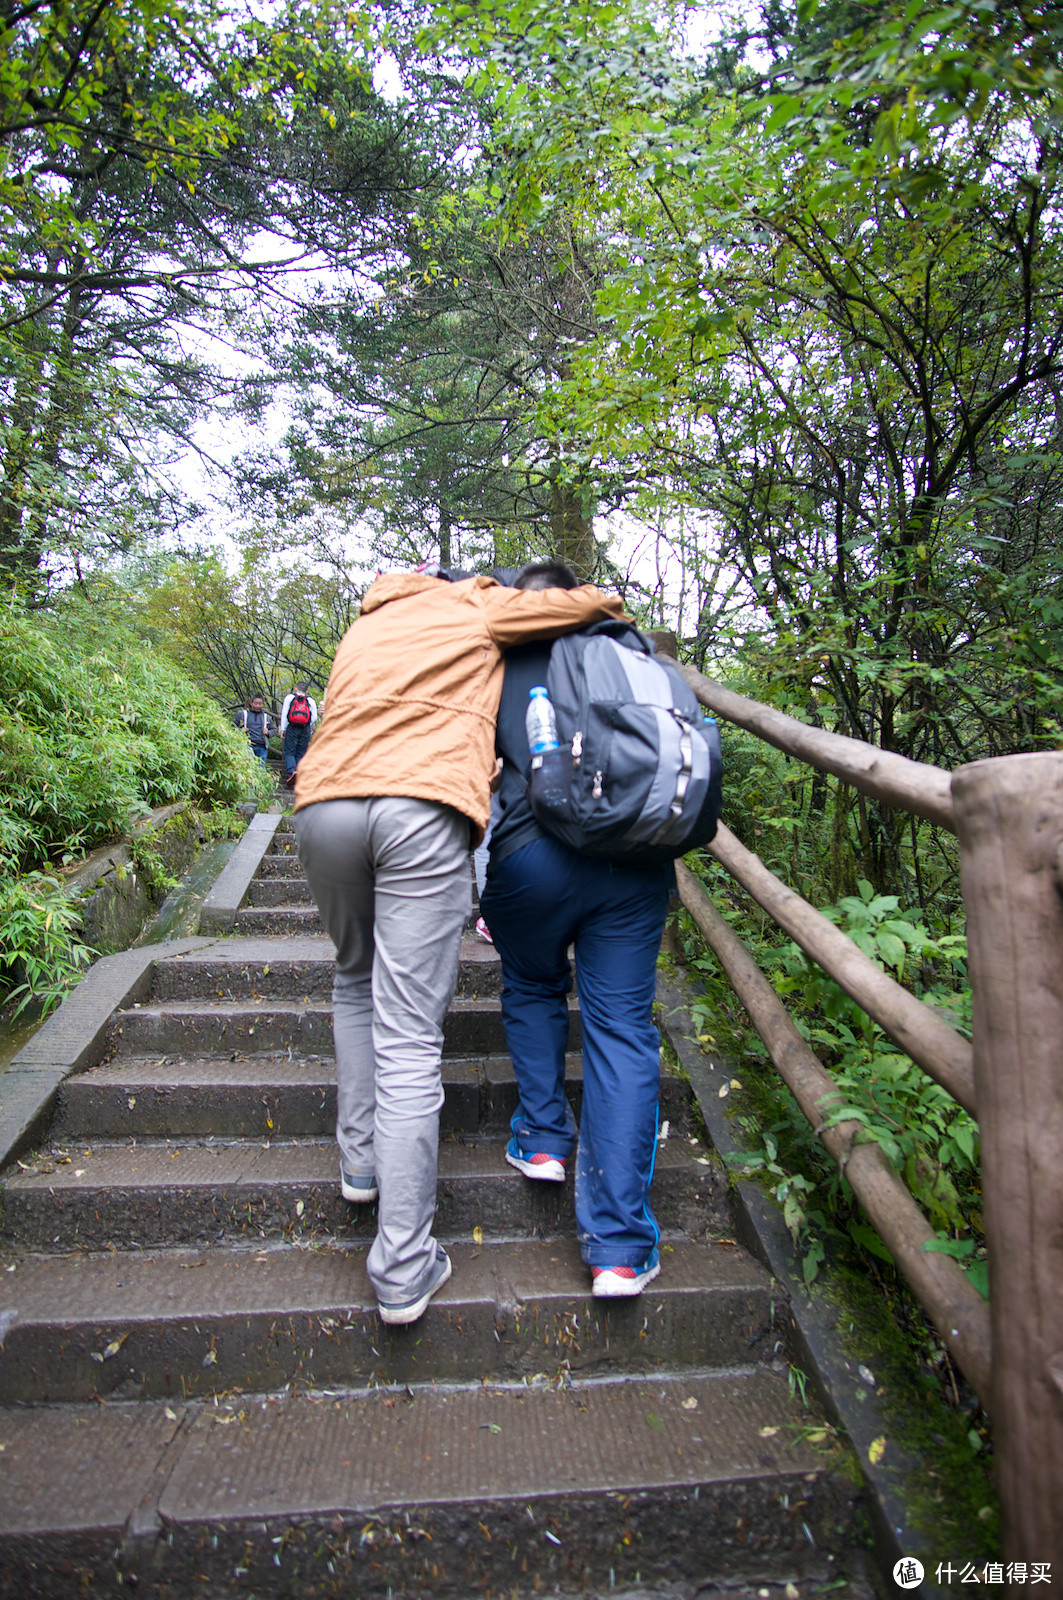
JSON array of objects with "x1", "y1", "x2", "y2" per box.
[
  {"x1": 513, "y1": 558, "x2": 580, "y2": 592},
  {"x1": 416, "y1": 561, "x2": 474, "y2": 582},
  {"x1": 487, "y1": 565, "x2": 520, "y2": 587},
  {"x1": 294, "y1": 682, "x2": 307, "y2": 693}
]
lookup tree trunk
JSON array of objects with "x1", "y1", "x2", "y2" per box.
[{"x1": 548, "y1": 468, "x2": 595, "y2": 578}]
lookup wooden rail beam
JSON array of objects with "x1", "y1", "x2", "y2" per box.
[
  {"x1": 952, "y1": 752, "x2": 1063, "y2": 1566},
  {"x1": 707, "y1": 822, "x2": 977, "y2": 1116},
  {"x1": 675, "y1": 859, "x2": 992, "y2": 1406},
  {"x1": 675, "y1": 661, "x2": 956, "y2": 832}
]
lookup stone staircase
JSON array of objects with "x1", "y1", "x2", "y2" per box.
[{"x1": 0, "y1": 816, "x2": 876, "y2": 1598}]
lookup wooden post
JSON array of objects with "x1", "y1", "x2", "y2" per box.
[
  {"x1": 951, "y1": 752, "x2": 1063, "y2": 1566},
  {"x1": 646, "y1": 628, "x2": 679, "y2": 658}
]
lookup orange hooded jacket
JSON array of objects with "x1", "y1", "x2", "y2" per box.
[{"x1": 292, "y1": 571, "x2": 625, "y2": 843}]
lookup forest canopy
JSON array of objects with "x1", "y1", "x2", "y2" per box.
[{"x1": 0, "y1": 0, "x2": 1060, "y2": 891}]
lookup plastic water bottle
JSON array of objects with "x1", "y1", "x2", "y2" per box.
[{"x1": 526, "y1": 685, "x2": 559, "y2": 755}]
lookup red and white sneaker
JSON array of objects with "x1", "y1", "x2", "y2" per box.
[
  {"x1": 591, "y1": 1257, "x2": 661, "y2": 1298},
  {"x1": 474, "y1": 915, "x2": 494, "y2": 943},
  {"x1": 504, "y1": 1138, "x2": 566, "y2": 1183}
]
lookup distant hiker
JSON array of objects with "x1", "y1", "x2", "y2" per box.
[
  {"x1": 292, "y1": 563, "x2": 624, "y2": 1327},
  {"x1": 237, "y1": 693, "x2": 275, "y2": 763},
  {"x1": 280, "y1": 681, "x2": 318, "y2": 789}
]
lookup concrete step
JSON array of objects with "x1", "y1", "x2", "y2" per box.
[
  {"x1": 254, "y1": 853, "x2": 307, "y2": 878},
  {"x1": 0, "y1": 1368, "x2": 860, "y2": 1597},
  {"x1": 242, "y1": 875, "x2": 489, "y2": 922},
  {"x1": 246, "y1": 878, "x2": 318, "y2": 907},
  {"x1": 0, "y1": 1237, "x2": 777, "y2": 1403},
  {"x1": 0, "y1": 1137, "x2": 729, "y2": 1252},
  {"x1": 233, "y1": 906, "x2": 327, "y2": 936},
  {"x1": 51, "y1": 1050, "x2": 628, "y2": 1140},
  {"x1": 149, "y1": 937, "x2": 503, "y2": 1002},
  {"x1": 107, "y1": 996, "x2": 572, "y2": 1059},
  {"x1": 230, "y1": 905, "x2": 487, "y2": 939}
]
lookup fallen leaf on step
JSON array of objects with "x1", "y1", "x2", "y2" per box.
[
  {"x1": 473, "y1": 1226, "x2": 483, "y2": 1244},
  {"x1": 868, "y1": 1435, "x2": 887, "y2": 1465},
  {"x1": 681, "y1": 1397, "x2": 698, "y2": 1411},
  {"x1": 91, "y1": 1333, "x2": 129, "y2": 1363}
]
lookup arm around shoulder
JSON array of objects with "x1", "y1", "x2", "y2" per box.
[{"x1": 485, "y1": 583, "x2": 626, "y2": 646}]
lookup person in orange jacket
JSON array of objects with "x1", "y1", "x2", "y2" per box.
[{"x1": 293, "y1": 563, "x2": 624, "y2": 1325}]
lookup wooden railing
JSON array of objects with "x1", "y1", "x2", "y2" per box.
[{"x1": 652, "y1": 641, "x2": 1063, "y2": 1568}]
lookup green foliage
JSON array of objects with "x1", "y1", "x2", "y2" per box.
[
  {"x1": 0, "y1": 597, "x2": 269, "y2": 873},
  {"x1": 922, "y1": 1236, "x2": 989, "y2": 1303},
  {"x1": 0, "y1": 0, "x2": 376, "y2": 296},
  {"x1": 686, "y1": 873, "x2": 982, "y2": 1295},
  {"x1": 125, "y1": 554, "x2": 358, "y2": 713},
  {"x1": 128, "y1": 838, "x2": 180, "y2": 901},
  {"x1": 0, "y1": 593, "x2": 271, "y2": 1010},
  {"x1": 424, "y1": 0, "x2": 1063, "y2": 818},
  {"x1": 0, "y1": 0, "x2": 404, "y2": 594},
  {"x1": 0, "y1": 872, "x2": 93, "y2": 1019},
  {"x1": 196, "y1": 804, "x2": 250, "y2": 843}
]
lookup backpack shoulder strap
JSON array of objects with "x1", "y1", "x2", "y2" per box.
[{"x1": 576, "y1": 617, "x2": 653, "y2": 654}]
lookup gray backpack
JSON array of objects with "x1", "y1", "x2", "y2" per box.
[{"x1": 528, "y1": 620, "x2": 723, "y2": 867}]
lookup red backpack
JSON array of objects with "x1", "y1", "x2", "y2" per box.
[{"x1": 288, "y1": 693, "x2": 312, "y2": 727}]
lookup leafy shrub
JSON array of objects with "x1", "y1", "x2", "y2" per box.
[
  {"x1": 0, "y1": 598, "x2": 271, "y2": 872},
  {"x1": 0, "y1": 595, "x2": 272, "y2": 1010},
  {"x1": 680, "y1": 873, "x2": 983, "y2": 1294},
  {"x1": 0, "y1": 872, "x2": 93, "y2": 1017}
]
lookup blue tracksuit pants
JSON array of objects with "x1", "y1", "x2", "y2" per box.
[{"x1": 480, "y1": 834, "x2": 671, "y2": 1269}]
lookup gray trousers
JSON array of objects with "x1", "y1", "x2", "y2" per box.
[{"x1": 293, "y1": 797, "x2": 471, "y2": 1303}]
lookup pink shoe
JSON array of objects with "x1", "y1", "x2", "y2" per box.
[{"x1": 475, "y1": 915, "x2": 494, "y2": 943}]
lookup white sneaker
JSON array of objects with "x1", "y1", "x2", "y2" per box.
[
  {"x1": 340, "y1": 1166, "x2": 378, "y2": 1202},
  {"x1": 591, "y1": 1257, "x2": 661, "y2": 1297},
  {"x1": 505, "y1": 1138, "x2": 566, "y2": 1183},
  {"x1": 378, "y1": 1247, "x2": 452, "y2": 1326}
]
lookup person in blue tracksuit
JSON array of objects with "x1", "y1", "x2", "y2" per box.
[{"x1": 480, "y1": 559, "x2": 673, "y2": 1298}]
